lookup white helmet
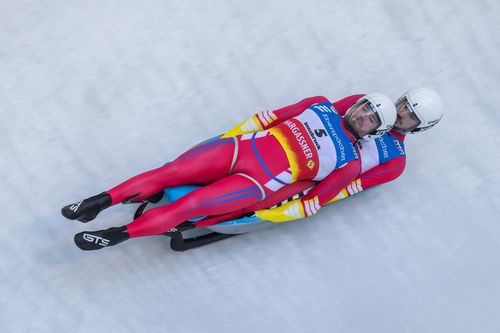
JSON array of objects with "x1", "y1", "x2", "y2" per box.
[
  {"x1": 394, "y1": 87, "x2": 443, "y2": 134},
  {"x1": 345, "y1": 93, "x2": 397, "y2": 140}
]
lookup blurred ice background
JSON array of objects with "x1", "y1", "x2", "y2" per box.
[{"x1": 1, "y1": 0, "x2": 500, "y2": 332}]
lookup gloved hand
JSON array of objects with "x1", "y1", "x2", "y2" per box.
[{"x1": 255, "y1": 199, "x2": 308, "y2": 223}]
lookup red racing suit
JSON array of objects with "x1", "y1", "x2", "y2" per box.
[
  {"x1": 197, "y1": 95, "x2": 407, "y2": 225},
  {"x1": 108, "y1": 96, "x2": 363, "y2": 237}
]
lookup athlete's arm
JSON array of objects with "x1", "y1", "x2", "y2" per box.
[
  {"x1": 325, "y1": 156, "x2": 406, "y2": 204},
  {"x1": 222, "y1": 96, "x2": 330, "y2": 137},
  {"x1": 255, "y1": 160, "x2": 361, "y2": 222},
  {"x1": 359, "y1": 156, "x2": 406, "y2": 190}
]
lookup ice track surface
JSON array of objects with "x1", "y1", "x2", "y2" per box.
[{"x1": 1, "y1": 0, "x2": 500, "y2": 332}]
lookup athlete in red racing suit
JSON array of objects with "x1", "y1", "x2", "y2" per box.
[{"x1": 62, "y1": 94, "x2": 396, "y2": 250}]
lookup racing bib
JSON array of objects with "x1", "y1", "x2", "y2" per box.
[{"x1": 269, "y1": 102, "x2": 358, "y2": 181}]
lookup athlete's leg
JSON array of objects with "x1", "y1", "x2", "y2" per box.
[
  {"x1": 62, "y1": 136, "x2": 237, "y2": 222},
  {"x1": 126, "y1": 173, "x2": 264, "y2": 237},
  {"x1": 107, "y1": 137, "x2": 237, "y2": 204},
  {"x1": 74, "y1": 173, "x2": 265, "y2": 250}
]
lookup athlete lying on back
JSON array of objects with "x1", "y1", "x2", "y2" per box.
[{"x1": 62, "y1": 93, "x2": 397, "y2": 250}]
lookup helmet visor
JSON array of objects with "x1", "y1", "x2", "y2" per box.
[
  {"x1": 346, "y1": 99, "x2": 382, "y2": 138},
  {"x1": 394, "y1": 96, "x2": 421, "y2": 133}
]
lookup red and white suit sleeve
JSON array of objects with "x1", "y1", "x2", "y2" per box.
[
  {"x1": 255, "y1": 160, "x2": 360, "y2": 222},
  {"x1": 300, "y1": 160, "x2": 361, "y2": 212},
  {"x1": 358, "y1": 156, "x2": 406, "y2": 190},
  {"x1": 325, "y1": 157, "x2": 406, "y2": 204}
]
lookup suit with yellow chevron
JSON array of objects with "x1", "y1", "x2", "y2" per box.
[{"x1": 221, "y1": 96, "x2": 362, "y2": 222}]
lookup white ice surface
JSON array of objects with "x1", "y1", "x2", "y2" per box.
[{"x1": 1, "y1": 0, "x2": 500, "y2": 332}]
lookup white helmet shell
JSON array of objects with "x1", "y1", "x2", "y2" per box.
[
  {"x1": 347, "y1": 93, "x2": 397, "y2": 140},
  {"x1": 397, "y1": 87, "x2": 443, "y2": 134}
]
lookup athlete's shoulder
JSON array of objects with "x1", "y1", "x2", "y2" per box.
[
  {"x1": 388, "y1": 129, "x2": 406, "y2": 142},
  {"x1": 332, "y1": 94, "x2": 365, "y2": 115},
  {"x1": 303, "y1": 96, "x2": 331, "y2": 104}
]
